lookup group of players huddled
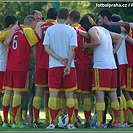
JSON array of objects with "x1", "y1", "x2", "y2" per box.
[{"x1": 0, "y1": 6, "x2": 133, "y2": 130}]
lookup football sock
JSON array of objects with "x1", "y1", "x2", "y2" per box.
[
  {"x1": 82, "y1": 98, "x2": 91, "y2": 123},
  {"x1": 54, "y1": 97, "x2": 61, "y2": 124},
  {"x1": 48, "y1": 97, "x2": 57, "y2": 124},
  {"x1": 33, "y1": 96, "x2": 42, "y2": 123},
  {"x1": 12, "y1": 94, "x2": 22, "y2": 124},
  {"x1": 127, "y1": 100, "x2": 133, "y2": 123},
  {"x1": 111, "y1": 101, "x2": 119, "y2": 125},
  {"x1": 66, "y1": 98, "x2": 75, "y2": 124},
  {"x1": 96, "y1": 102, "x2": 105, "y2": 126},
  {"x1": 2, "y1": 93, "x2": 11, "y2": 123},
  {"x1": 121, "y1": 94, "x2": 127, "y2": 123}
]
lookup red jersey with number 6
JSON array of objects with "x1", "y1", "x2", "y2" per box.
[{"x1": 6, "y1": 26, "x2": 39, "y2": 71}]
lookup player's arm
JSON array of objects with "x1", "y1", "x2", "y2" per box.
[
  {"x1": 82, "y1": 27, "x2": 101, "y2": 49},
  {"x1": 44, "y1": 45, "x2": 68, "y2": 66},
  {"x1": 77, "y1": 29, "x2": 90, "y2": 39},
  {"x1": 24, "y1": 28, "x2": 40, "y2": 47},
  {"x1": 31, "y1": 45, "x2": 37, "y2": 62},
  {"x1": 130, "y1": 22, "x2": 133, "y2": 30},
  {"x1": 109, "y1": 31, "x2": 124, "y2": 54},
  {"x1": 0, "y1": 30, "x2": 10, "y2": 42},
  {"x1": 35, "y1": 21, "x2": 42, "y2": 39},
  {"x1": 112, "y1": 22, "x2": 130, "y2": 34},
  {"x1": 63, "y1": 45, "x2": 76, "y2": 76},
  {"x1": 126, "y1": 35, "x2": 133, "y2": 45},
  {"x1": 3, "y1": 25, "x2": 19, "y2": 46}
]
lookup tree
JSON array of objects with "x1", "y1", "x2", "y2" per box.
[
  {"x1": 0, "y1": 2, "x2": 132, "y2": 29},
  {"x1": 0, "y1": 2, "x2": 47, "y2": 29}
]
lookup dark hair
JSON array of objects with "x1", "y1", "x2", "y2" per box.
[
  {"x1": 112, "y1": 14, "x2": 122, "y2": 22},
  {"x1": 3, "y1": 15, "x2": 18, "y2": 28},
  {"x1": 79, "y1": 15, "x2": 96, "y2": 32},
  {"x1": 58, "y1": 8, "x2": 69, "y2": 20},
  {"x1": 98, "y1": 9, "x2": 112, "y2": 21},
  {"x1": 69, "y1": 10, "x2": 80, "y2": 23},
  {"x1": 47, "y1": 8, "x2": 58, "y2": 20}
]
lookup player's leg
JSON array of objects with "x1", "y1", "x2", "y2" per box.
[
  {"x1": 2, "y1": 90, "x2": 13, "y2": 127},
  {"x1": 11, "y1": 71, "x2": 28, "y2": 128},
  {"x1": 109, "y1": 91, "x2": 119, "y2": 128},
  {"x1": 46, "y1": 91, "x2": 58, "y2": 129},
  {"x1": 82, "y1": 94, "x2": 92, "y2": 128},
  {"x1": 95, "y1": 90, "x2": 105, "y2": 127},
  {"x1": 32, "y1": 86, "x2": 44, "y2": 125},
  {"x1": 109, "y1": 69, "x2": 119, "y2": 128},
  {"x1": 33, "y1": 68, "x2": 46, "y2": 126},
  {"x1": 123, "y1": 90, "x2": 133, "y2": 125}
]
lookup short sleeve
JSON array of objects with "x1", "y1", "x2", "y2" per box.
[
  {"x1": 70, "y1": 29, "x2": 77, "y2": 47},
  {"x1": 23, "y1": 28, "x2": 40, "y2": 46},
  {"x1": 43, "y1": 29, "x2": 50, "y2": 46},
  {"x1": 0, "y1": 30, "x2": 10, "y2": 42}
]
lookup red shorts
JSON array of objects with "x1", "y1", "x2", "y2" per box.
[
  {"x1": 119, "y1": 64, "x2": 127, "y2": 89},
  {"x1": 3, "y1": 70, "x2": 29, "y2": 92},
  {"x1": 48, "y1": 67, "x2": 77, "y2": 92},
  {"x1": 125, "y1": 67, "x2": 133, "y2": 92},
  {"x1": 0, "y1": 71, "x2": 5, "y2": 92},
  {"x1": 75, "y1": 64, "x2": 92, "y2": 94},
  {"x1": 35, "y1": 68, "x2": 48, "y2": 92},
  {"x1": 92, "y1": 68, "x2": 117, "y2": 92}
]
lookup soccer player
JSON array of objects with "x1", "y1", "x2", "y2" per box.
[
  {"x1": 0, "y1": 15, "x2": 18, "y2": 124},
  {"x1": 21, "y1": 10, "x2": 44, "y2": 126},
  {"x1": 97, "y1": 9, "x2": 128, "y2": 126},
  {"x1": 43, "y1": 8, "x2": 77, "y2": 129},
  {"x1": 69, "y1": 10, "x2": 93, "y2": 128},
  {"x1": 112, "y1": 14, "x2": 133, "y2": 127},
  {"x1": 2, "y1": 15, "x2": 40, "y2": 128},
  {"x1": 32, "y1": 8, "x2": 58, "y2": 128},
  {"x1": 82, "y1": 15, "x2": 123, "y2": 128}
]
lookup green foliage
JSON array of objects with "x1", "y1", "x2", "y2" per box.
[
  {"x1": 0, "y1": 2, "x2": 133, "y2": 29},
  {"x1": 0, "y1": 2, "x2": 48, "y2": 29},
  {"x1": 89, "y1": 2, "x2": 133, "y2": 22}
]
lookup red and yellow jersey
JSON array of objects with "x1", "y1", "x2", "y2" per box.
[
  {"x1": 0, "y1": 30, "x2": 10, "y2": 42},
  {"x1": 6, "y1": 26, "x2": 40, "y2": 71},
  {"x1": 36, "y1": 19, "x2": 57, "y2": 69},
  {"x1": 71, "y1": 23, "x2": 93, "y2": 65},
  {"x1": 126, "y1": 31, "x2": 133, "y2": 68}
]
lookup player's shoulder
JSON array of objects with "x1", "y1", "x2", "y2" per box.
[{"x1": 89, "y1": 26, "x2": 99, "y2": 32}]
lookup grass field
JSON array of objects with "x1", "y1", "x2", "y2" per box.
[{"x1": 0, "y1": 111, "x2": 133, "y2": 132}]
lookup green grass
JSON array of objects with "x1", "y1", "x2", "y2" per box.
[
  {"x1": 0, "y1": 124, "x2": 133, "y2": 132},
  {"x1": 0, "y1": 117, "x2": 133, "y2": 132}
]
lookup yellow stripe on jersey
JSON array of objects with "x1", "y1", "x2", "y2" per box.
[
  {"x1": 44, "y1": 19, "x2": 57, "y2": 25},
  {"x1": 71, "y1": 23, "x2": 81, "y2": 28},
  {"x1": 20, "y1": 24, "x2": 39, "y2": 47},
  {"x1": 0, "y1": 30, "x2": 10, "y2": 42}
]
